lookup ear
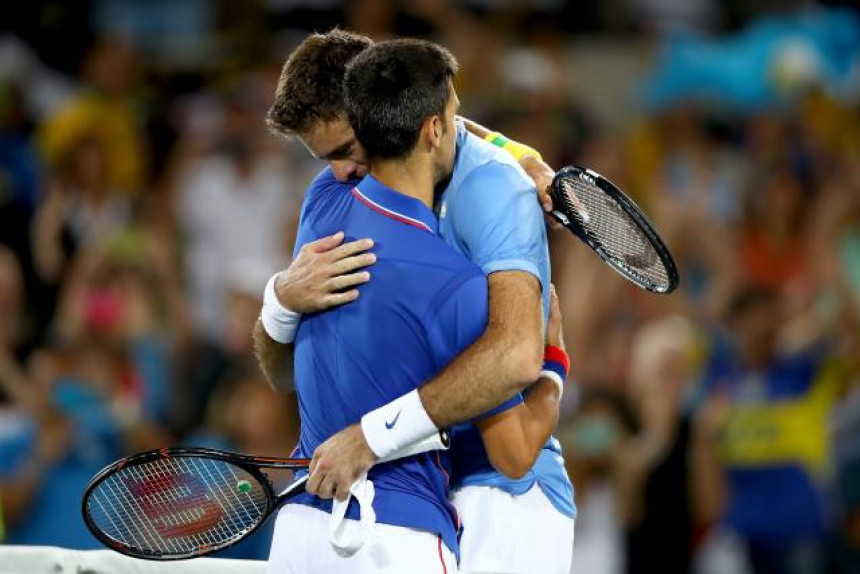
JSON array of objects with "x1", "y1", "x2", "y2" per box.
[{"x1": 423, "y1": 114, "x2": 443, "y2": 150}]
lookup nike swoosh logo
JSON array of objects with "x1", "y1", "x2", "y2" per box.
[{"x1": 385, "y1": 410, "x2": 402, "y2": 429}]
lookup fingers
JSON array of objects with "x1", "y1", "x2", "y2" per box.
[
  {"x1": 333, "y1": 481, "x2": 351, "y2": 502},
  {"x1": 306, "y1": 457, "x2": 351, "y2": 500},
  {"x1": 538, "y1": 188, "x2": 554, "y2": 213},
  {"x1": 286, "y1": 236, "x2": 375, "y2": 312},
  {"x1": 323, "y1": 290, "x2": 361, "y2": 308},
  {"x1": 326, "y1": 238, "x2": 375, "y2": 263},
  {"x1": 316, "y1": 474, "x2": 338, "y2": 501},
  {"x1": 307, "y1": 450, "x2": 344, "y2": 500},
  {"x1": 305, "y1": 231, "x2": 345, "y2": 254},
  {"x1": 331, "y1": 252, "x2": 376, "y2": 276},
  {"x1": 307, "y1": 451, "x2": 324, "y2": 496},
  {"x1": 306, "y1": 470, "x2": 350, "y2": 500},
  {"x1": 328, "y1": 271, "x2": 371, "y2": 291}
]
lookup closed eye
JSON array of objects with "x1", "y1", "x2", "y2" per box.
[{"x1": 322, "y1": 141, "x2": 355, "y2": 161}]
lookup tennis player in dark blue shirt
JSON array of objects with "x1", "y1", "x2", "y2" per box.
[{"x1": 266, "y1": 40, "x2": 487, "y2": 574}]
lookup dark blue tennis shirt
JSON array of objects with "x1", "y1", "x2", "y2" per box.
[{"x1": 289, "y1": 168, "x2": 488, "y2": 557}]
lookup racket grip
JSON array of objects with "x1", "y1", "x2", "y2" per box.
[
  {"x1": 378, "y1": 430, "x2": 449, "y2": 463},
  {"x1": 278, "y1": 431, "x2": 449, "y2": 499}
]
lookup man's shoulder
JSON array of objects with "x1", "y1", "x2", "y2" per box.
[
  {"x1": 449, "y1": 139, "x2": 535, "y2": 208},
  {"x1": 301, "y1": 167, "x2": 357, "y2": 220},
  {"x1": 456, "y1": 133, "x2": 532, "y2": 187},
  {"x1": 307, "y1": 166, "x2": 356, "y2": 196}
]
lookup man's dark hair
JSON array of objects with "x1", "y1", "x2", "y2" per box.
[
  {"x1": 343, "y1": 39, "x2": 458, "y2": 160},
  {"x1": 266, "y1": 29, "x2": 372, "y2": 137}
]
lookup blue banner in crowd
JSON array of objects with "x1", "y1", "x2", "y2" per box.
[{"x1": 643, "y1": 8, "x2": 860, "y2": 111}]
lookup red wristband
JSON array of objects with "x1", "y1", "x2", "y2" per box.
[{"x1": 543, "y1": 345, "x2": 570, "y2": 374}]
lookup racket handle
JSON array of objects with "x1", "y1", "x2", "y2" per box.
[
  {"x1": 277, "y1": 431, "x2": 449, "y2": 499},
  {"x1": 378, "y1": 430, "x2": 449, "y2": 463}
]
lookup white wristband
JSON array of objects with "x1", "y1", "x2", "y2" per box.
[
  {"x1": 261, "y1": 273, "x2": 301, "y2": 344},
  {"x1": 540, "y1": 369, "x2": 565, "y2": 398},
  {"x1": 360, "y1": 389, "x2": 438, "y2": 460}
]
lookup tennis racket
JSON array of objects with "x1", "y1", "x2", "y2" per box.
[
  {"x1": 82, "y1": 431, "x2": 449, "y2": 560},
  {"x1": 549, "y1": 165, "x2": 679, "y2": 294}
]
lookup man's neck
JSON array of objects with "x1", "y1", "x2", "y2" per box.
[{"x1": 370, "y1": 157, "x2": 435, "y2": 209}]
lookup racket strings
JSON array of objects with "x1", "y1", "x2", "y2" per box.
[
  {"x1": 86, "y1": 456, "x2": 269, "y2": 557},
  {"x1": 559, "y1": 178, "x2": 670, "y2": 289}
]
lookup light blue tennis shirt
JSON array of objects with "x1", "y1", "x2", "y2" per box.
[{"x1": 437, "y1": 121, "x2": 576, "y2": 519}]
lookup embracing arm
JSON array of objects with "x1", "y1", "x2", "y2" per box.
[
  {"x1": 478, "y1": 382, "x2": 559, "y2": 478},
  {"x1": 418, "y1": 270, "x2": 543, "y2": 428},
  {"x1": 253, "y1": 318, "x2": 292, "y2": 393},
  {"x1": 476, "y1": 285, "x2": 566, "y2": 478},
  {"x1": 306, "y1": 270, "x2": 545, "y2": 499}
]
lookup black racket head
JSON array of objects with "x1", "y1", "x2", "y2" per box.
[
  {"x1": 82, "y1": 447, "x2": 281, "y2": 560},
  {"x1": 550, "y1": 165, "x2": 680, "y2": 294}
]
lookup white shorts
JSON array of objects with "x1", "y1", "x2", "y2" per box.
[
  {"x1": 452, "y1": 485, "x2": 575, "y2": 574},
  {"x1": 267, "y1": 503, "x2": 458, "y2": 574}
]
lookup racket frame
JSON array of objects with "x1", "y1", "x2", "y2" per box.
[
  {"x1": 81, "y1": 447, "x2": 310, "y2": 561},
  {"x1": 550, "y1": 165, "x2": 680, "y2": 294}
]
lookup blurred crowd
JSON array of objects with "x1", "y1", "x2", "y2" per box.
[{"x1": 0, "y1": 1, "x2": 859, "y2": 573}]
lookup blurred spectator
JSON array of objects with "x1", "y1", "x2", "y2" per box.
[
  {"x1": 739, "y1": 161, "x2": 812, "y2": 300},
  {"x1": 172, "y1": 261, "x2": 273, "y2": 434},
  {"x1": 696, "y1": 286, "x2": 843, "y2": 574},
  {"x1": 0, "y1": 80, "x2": 46, "y2": 351},
  {"x1": 0, "y1": 80, "x2": 39, "y2": 216},
  {"x1": 829, "y1": 375, "x2": 860, "y2": 574},
  {"x1": 616, "y1": 316, "x2": 701, "y2": 574},
  {"x1": 0, "y1": 247, "x2": 25, "y2": 361},
  {"x1": 188, "y1": 371, "x2": 298, "y2": 460},
  {"x1": 0, "y1": 237, "x2": 175, "y2": 547},
  {"x1": 164, "y1": 73, "x2": 304, "y2": 432},
  {"x1": 0, "y1": 260, "x2": 174, "y2": 548},
  {"x1": 31, "y1": 132, "x2": 132, "y2": 285},
  {"x1": 0, "y1": 339, "x2": 168, "y2": 549},
  {"x1": 171, "y1": 82, "x2": 298, "y2": 346},
  {"x1": 560, "y1": 388, "x2": 633, "y2": 574},
  {"x1": 36, "y1": 37, "x2": 147, "y2": 195}
]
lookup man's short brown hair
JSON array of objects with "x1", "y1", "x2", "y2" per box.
[{"x1": 266, "y1": 29, "x2": 373, "y2": 138}]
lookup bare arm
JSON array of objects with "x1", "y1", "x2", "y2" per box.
[
  {"x1": 253, "y1": 317, "x2": 292, "y2": 393},
  {"x1": 478, "y1": 380, "x2": 560, "y2": 479},
  {"x1": 478, "y1": 285, "x2": 566, "y2": 478},
  {"x1": 30, "y1": 184, "x2": 68, "y2": 282},
  {"x1": 418, "y1": 271, "x2": 543, "y2": 427}
]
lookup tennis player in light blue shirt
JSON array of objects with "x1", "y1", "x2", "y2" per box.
[{"x1": 438, "y1": 121, "x2": 575, "y2": 574}]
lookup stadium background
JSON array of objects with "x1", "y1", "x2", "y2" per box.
[{"x1": 0, "y1": 1, "x2": 859, "y2": 573}]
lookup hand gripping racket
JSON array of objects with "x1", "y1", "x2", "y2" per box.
[
  {"x1": 82, "y1": 431, "x2": 449, "y2": 560},
  {"x1": 550, "y1": 166, "x2": 679, "y2": 294}
]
